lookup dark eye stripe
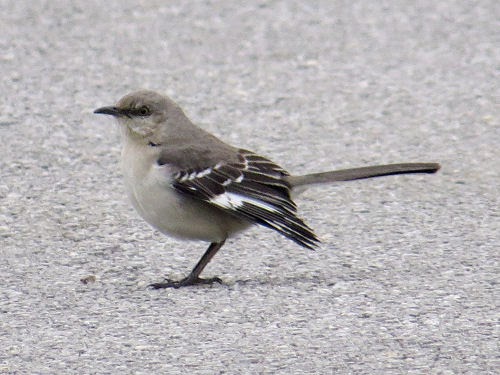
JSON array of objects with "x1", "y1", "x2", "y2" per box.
[{"x1": 128, "y1": 106, "x2": 151, "y2": 117}]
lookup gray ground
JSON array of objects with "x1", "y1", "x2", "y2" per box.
[{"x1": 1, "y1": 1, "x2": 498, "y2": 374}]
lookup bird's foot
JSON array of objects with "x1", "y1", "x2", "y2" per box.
[{"x1": 149, "y1": 276, "x2": 223, "y2": 289}]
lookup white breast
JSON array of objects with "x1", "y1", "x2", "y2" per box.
[{"x1": 120, "y1": 141, "x2": 249, "y2": 242}]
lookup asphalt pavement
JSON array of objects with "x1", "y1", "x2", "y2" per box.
[{"x1": 1, "y1": 1, "x2": 498, "y2": 374}]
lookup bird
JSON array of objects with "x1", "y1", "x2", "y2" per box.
[{"x1": 94, "y1": 90, "x2": 440, "y2": 288}]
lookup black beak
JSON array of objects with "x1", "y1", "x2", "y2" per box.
[{"x1": 94, "y1": 106, "x2": 125, "y2": 117}]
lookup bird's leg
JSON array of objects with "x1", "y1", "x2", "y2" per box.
[{"x1": 149, "y1": 240, "x2": 226, "y2": 289}]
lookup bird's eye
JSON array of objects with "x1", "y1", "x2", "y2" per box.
[{"x1": 137, "y1": 106, "x2": 150, "y2": 116}]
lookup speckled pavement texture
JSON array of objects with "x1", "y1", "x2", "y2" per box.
[{"x1": 1, "y1": 1, "x2": 498, "y2": 374}]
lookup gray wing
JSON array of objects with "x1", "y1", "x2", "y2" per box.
[{"x1": 164, "y1": 149, "x2": 319, "y2": 249}]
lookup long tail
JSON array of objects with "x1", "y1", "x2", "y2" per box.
[{"x1": 287, "y1": 163, "x2": 440, "y2": 188}]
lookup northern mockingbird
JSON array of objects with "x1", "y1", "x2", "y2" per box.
[{"x1": 94, "y1": 90, "x2": 440, "y2": 288}]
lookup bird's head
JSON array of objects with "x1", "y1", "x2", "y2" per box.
[{"x1": 94, "y1": 90, "x2": 187, "y2": 146}]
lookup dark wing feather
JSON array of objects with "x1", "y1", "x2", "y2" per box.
[{"x1": 170, "y1": 149, "x2": 319, "y2": 248}]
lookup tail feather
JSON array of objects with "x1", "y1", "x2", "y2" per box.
[{"x1": 287, "y1": 163, "x2": 440, "y2": 188}]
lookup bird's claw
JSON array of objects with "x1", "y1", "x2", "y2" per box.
[{"x1": 149, "y1": 276, "x2": 223, "y2": 289}]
